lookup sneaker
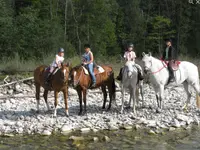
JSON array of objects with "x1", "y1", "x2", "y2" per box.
[{"x1": 91, "y1": 82, "x2": 96, "y2": 88}]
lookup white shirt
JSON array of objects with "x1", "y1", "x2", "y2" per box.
[
  {"x1": 124, "y1": 51, "x2": 136, "y2": 61},
  {"x1": 51, "y1": 54, "x2": 64, "y2": 67}
]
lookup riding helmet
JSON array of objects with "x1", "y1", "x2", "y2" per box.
[
  {"x1": 58, "y1": 47, "x2": 64, "y2": 53},
  {"x1": 127, "y1": 43, "x2": 134, "y2": 48},
  {"x1": 84, "y1": 44, "x2": 90, "y2": 48}
]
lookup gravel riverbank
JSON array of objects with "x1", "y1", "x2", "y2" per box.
[{"x1": 0, "y1": 81, "x2": 199, "y2": 136}]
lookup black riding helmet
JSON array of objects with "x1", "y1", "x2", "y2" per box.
[
  {"x1": 58, "y1": 47, "x2": 64, "y2": 53},
  {"x1": 127, "y1": 43, "x2": 134, "y2": 48}
]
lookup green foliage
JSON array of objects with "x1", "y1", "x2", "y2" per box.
[{"x1": 0, "y1": 0, "x2": 199, "y2": 64}]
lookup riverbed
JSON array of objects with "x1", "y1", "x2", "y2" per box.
[{"x1": 0, "y1": 126, "x2": 200, "y2": 150}]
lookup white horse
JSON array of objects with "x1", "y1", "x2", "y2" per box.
[
  {"x1": 120, "y1": 61, "x2": 144, "y2": 114},
  {"x1": 142, "y1": 52, "x2": 200, "y2": 111}
]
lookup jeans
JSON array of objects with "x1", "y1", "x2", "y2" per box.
[{"x1": 87, "y1": 63, "x2": 96, "y2": 83}]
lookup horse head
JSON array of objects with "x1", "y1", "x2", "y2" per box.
[
  {"x1": 124, "y1": 61, "x2": 136, "y2": 78},
  {"x1": 142, "y1": 52, "x2": 152, "y2": 74},
  {"x1": 60, "y1": 63, "x2": 71, "y2": 84},
  {"x1": 70, "y1": 65, "x2": 83, "y2": 87}
]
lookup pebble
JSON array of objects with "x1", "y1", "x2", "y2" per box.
[
  {"x1": 0, "y1": 82, "x2": 199, "y2": 135},
  {"x1": 103, "y1": 136, "x2": 110, "y2": 142},
  {"x1": 41, "y1": 130, "x2": 51, "y2": 136},
  {"x1": 93, "y1": 137, "x2": 99, "y2": 142}
]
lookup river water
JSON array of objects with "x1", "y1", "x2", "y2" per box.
[{"x1": 0, "y1": 126, "x2": 200, "y2": 150}]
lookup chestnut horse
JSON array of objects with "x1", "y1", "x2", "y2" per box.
[
  {"x1": 70, "y1": 65, "x2": 116, "y2": 115},
  {"x1": 34, "y1": 63, "x2": 71, "y2": 117}
]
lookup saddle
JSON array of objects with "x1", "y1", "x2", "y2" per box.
[
  {"x1": 162, "y1": 60, "x2": 181, "y2": 71},
  {"x1": 82, "y1": 65, "x2": 105, "y2": 75}
]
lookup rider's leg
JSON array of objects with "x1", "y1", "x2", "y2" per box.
[
  {"x1": 134, "y1": 64, "x2": 144, "y2": 80},
  {"x1": 88, "y1": 63, "x2": 96, "y2": 87},
  {"x1": 46, "y1": 66, "x2": 54, "y2": 83},
  {"x1": 116, "y1": 67, "x2": 123, "y2": 81},
  {"x1": 167, "y1": 63, "x2": 174, "y2": 83}
]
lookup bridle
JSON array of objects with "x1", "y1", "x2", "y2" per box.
[
  {"x1": 73, "y1": 67, "x2": 83, "y2": 86},
  {"x1": 144, "y1": 59, "x2": 167, "y2": 75}
]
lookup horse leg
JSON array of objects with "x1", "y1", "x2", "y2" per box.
[
  {"x1": 127, "y1": 88, "x2": 133, "y2": 109},
  {"x1": 120, "y1": 85, "x2": 125, "y2": 114},
  {"x1": 101, "y1": 85, "x2": 107, "y2": 109},
  {"x1": 159, "y1": 85, "x2": 164, "y2": 110},
  {"x1": 54, "y1": 91, "x2": 59, "y2": 117},
  {"x1": 139, "y1": 81, "x2": 144, "y2": 107},
  {"x1": 132, "y1": 87, "x2": 136, "y2": 114},
  {"x1": 182, "y1": 81, "x2": 191, "y2": 110},
  {"x1": 43, "y1": 89, "x2": 50, "y2": 111},
  {"x1": 83, "y1": 89, "x2": 87, "y2": 115},
  {"x1": 77, "y1": 89, "x2": 83, "y2": 116},
  {"x1": 107, "y1": 84, "x2": 113, "y2": 110},
  {"x1": 35, "y1": 83, "x2": 40, "y2": 112},
  {"x1": 63, "y1": 88, "x2": 69, "y2": 117}
]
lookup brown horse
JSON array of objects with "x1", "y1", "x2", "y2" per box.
[
  {"x1": 34, "y1": 63, "x2": 71, "y2": 117},
  {"x1": 70, "y1": 65, "x2": 116, "y2": 115}
]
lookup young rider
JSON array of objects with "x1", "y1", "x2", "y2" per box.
[
  {"x1": 117, "y1": 43, "x2": 144, "y2": 81},
  {"x1": 82, "y1": 44, "x2": 96, "y2": 88},
  {"x1": 45, "y1": 48, "x2": 65, "y2": 84}
]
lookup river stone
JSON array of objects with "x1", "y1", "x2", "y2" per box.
[
  {"x1": 176, "y1": 114, "x2": 189, "y2": 122},
  {"x1": 7, "y1": 89, "x2": 13, "y2": 95},
  {"x1": 148, "y1": 129, "x2": 156, "y2": 135},
  {"x1": 80, "y1": 128, "x2": 90, "y2": 133},
  {"x1": 69, "y1": 136, "x2": 84, "y2": 141},
  {"x1": 61, "y1": 125, "x2": 73, "y2": 133},
  {"x1": 103, "y1": 136, "x2": 110, "y2": 142},
  {"x1": 41, "y1": 130, "x2": 51, "y2": 136},
  {"x1": 169, "y1": 127, "x2": 176, "y2": 132},
  {"x1": 123, "y1": 125, "x2": 132, "y2": 130},
  {"x1": 172, "y1": 119, "x2": 181, "y2": 128},
  {"x1": 91, "y1": 128, "x2": 98, "y2": 132},
  {"x1": 93, "y1": 137, "x2": 99, "y2": 142}
]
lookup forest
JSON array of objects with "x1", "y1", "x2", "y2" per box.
[{"x1": 0, "y1": 0, "x2": 200, "y2": 61}]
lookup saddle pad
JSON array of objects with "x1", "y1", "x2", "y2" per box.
[
  {"x1": 82, "y1": 66, "x2": 89, "y2": 75},
  {"x1": 171, "y1": 61, "x2": 181, "y2": 71},
  {"x1": 82, "y1": 66, "x2": 105, "y2": 75},
  {"x1": 97, "y1": 66, "x2": 105, "y2": 73}
]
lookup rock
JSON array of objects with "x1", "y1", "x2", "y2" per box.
[
  {"x1": 147, "y1": 120, "x2": 157, "y2": 127},
  {"x1": 41, "y1": 130, "x2": 51, "y2": 136},
  {"x1": 176, "y1": 114, "x2": 189, "y2": 122},
  {"x1": 7, "y1": 89, "x2": 13, "y2": 95},
  {"x1": 135, "y1": 124, "x2": 141, "y2": 130},
  {"x1": 103, "y1": 136, "x2": 110, "y2": 142},
  {"x1": 148, "y1": 129, "x2": 156, "y2": 135},
  {"x1": 61, "y1": 125, "x2": 73, "y2": 134},
  {"x1": 123, "y1": 125, "x2": 132, "y2": 130},
  {"x1": 68, "y1": 88, "x2": 77, "y2": 95},
  {"x1": 69, "y1": 136, "x2": 84, "y2": 141},
  {"x1": 80, "y1": 128, "x2": 90, "y2": 133},
  {"x1": 169, "y1": 127, "x2": 176, "y2": 132},
  {"x1": 14, "y1": 84, "x2": 21, "y2": 92},
  {"x1": 172, "y1": 119, "x2": 181, "y2": 128},
  {"x1": 3, "y1": 133, "x2": 14, "y2": 137},
  {"x1": 92, "y1": 128, "x2": 98, "y2": 133},
  {"x1": 194, "y1": 115, "x2": 199, "y2": 125},
  {"x1": 93, "y1": 137, "x2": 99, "y2": 142}
]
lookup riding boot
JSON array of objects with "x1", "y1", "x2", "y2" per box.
[
  {"x1": 137, "y1": 69, "x2": 144, "y2": 81},
  {"x1": 45, "y1": 72, "x2": 52, "y2": 85},
  {"x1": 116, "y1": 68, "x2": 123, "y2": 81}
]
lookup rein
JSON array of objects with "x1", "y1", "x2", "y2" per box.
[{"x1": 149, "y1": 60, "x2": 167, "y2": 74}]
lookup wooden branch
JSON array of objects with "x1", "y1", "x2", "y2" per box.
[
  {"x1": 3, "y1": 75, "x2": 9, "y2": 84},
  {"x1": 0, "y1": 77, "x2": 34, "y2": 88}
]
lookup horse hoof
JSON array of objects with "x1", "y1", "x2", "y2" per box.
[
  {"x1": 78, "y1": 112, "x2": 82, "y2": 116},
  {"x1": 156, "y1": 108, "x2": 162, "y2": 113},
  {"x1": 125, "y1": 106, "x2": 131, "y2": 109}
]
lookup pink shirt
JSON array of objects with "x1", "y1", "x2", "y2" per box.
[{"x1": 124, "y1": 51, "x2": 136, "y2": 61}]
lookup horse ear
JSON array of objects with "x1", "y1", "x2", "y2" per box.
[
  {"x1": 148, "y1": 52, "x2": 152, "y2": 56},
  {"x1": 142, "y1": 52, "x2": 146, "y2": 57}
]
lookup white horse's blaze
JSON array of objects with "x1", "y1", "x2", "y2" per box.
[{"x1": 63, "y1": 69, "x2": 66, "y2": 77}]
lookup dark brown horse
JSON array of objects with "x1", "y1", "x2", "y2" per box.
[
  {"x1": 34, "y1": 63, "x2": 71, "y2": 117},
  {"x1": 70, "y1": 65, "x2": 116, "y2": 115}
]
